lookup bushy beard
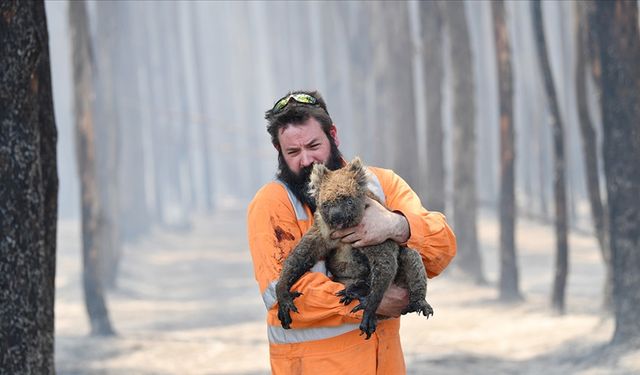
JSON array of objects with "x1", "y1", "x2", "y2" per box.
[{"x1": 277, "y1": 140, "x2": 343, "y2": 213}]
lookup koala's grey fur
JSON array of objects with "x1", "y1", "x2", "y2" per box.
[{"x1": 275, "y1": 157, "x2": 433, "y2": 339}]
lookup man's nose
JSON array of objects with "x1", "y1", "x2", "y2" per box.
[{"x1": 300, "y1": 152, "x2": 314, "y2": 168}]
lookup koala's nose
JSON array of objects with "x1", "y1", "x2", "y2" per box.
[{"x1": 327, "y1": 207, "x2": 347, "y2": 228}]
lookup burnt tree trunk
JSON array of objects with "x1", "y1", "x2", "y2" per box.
[
  {"x1": 0, "y1": 1, "x2": 58, "y2": 371},
  {"x1": 532, "y1": 0, "x2": 569, "y2": 314},
  {"x1": 444, "y1": 0, "x2": 484, "y2": 283},
  {"x1": 419, "y1": 0, "x2": 446, "y2": 212},
  {"x1": 574, "y1": 0, "x2": 612, "y2": 311},
  {"x1": 493, "y1": 0, "x2": 522, "y2": 302},
  {"x1": 69, "y1": 0, "x2": 115, "y2": 336},
  {"x1": 593, "y1": 0, "x2": 640, "y2": 346}
]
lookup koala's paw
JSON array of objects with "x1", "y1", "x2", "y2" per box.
[
  {"x1": 401, "y1": 300, "x2": 434, "y2": 318},
  {"x1": 359, "y1": 310, "x2": 378, "y2": 340},
  {"x1": 277, "y1": 291, "x2": 302, "y2": 329},
  {"x1": 336, "y1": 281, "x2": 370, "y2": 305}
]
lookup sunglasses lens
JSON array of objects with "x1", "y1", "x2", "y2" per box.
[
  {"x1": 273, "y1": 97, "x2": 290, "y2": 112},
  {"x1": 292, "y1": 94, "x2": 316, "y2": 104}
]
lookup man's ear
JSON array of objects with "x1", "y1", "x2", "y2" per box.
[
  {"x1": 348, "y1": 157, "x2": 368, "y2": 189},
  {"x1": 329, "y1": 124, "x2": 340, "y2": 147},
  {"x1": 309, "y1": 163, "x2": 329, "y2": 198}
]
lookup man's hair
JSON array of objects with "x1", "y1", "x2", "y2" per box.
[{"x1": 265, "y1": 90, "x2": 334, "y2": 148}]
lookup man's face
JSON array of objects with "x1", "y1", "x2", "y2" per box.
[
  {"x1": 276, "y1": 117, "x2": 342, "y2": 211},
  {"x1": 277, "y1": 117, "x2": 338, "y2": 175}
]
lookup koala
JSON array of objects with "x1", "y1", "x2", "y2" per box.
[{"x1": 275, "y1": 157, "x2": 433, "y2": 339}]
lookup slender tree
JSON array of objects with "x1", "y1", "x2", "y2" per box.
[
  {"x1": 165, "y1": 1, "x2": 197, "y2": 215},
  {"x1": 69, "y1": 0, "x2": 115, "y2": 336},
  {"x1": 531, "y1": 0, "x2": 569, "y2": 314},
  {"x1": 156, "y1": 1, "x2": 189, "y2": 227},
  {"x1": 574, "y1": 0, "x2": 612, "y2": 310},
  {"x1": 94, "y1": 1, "x2": 123, "y2": 286},
  {"x1": 118, "y1": 1, "x2": 151, "y2": 243},
  {"x1": 369, "y1": 2, "x2": 393, "y2": 167},
  {"x1": 492, "y1": 0, "x2": 522, "y2": 302},
  {"x1": 389, "y1": 3, "x2": 419, "y2": 188},
  {"x1": 188, "y1": 1, "x2": 216, "y2": 214},
  {"x1": 593, "y1": 0, "x2": 640, "y2": 346},
  {"x1": 139, "y1": 2, "x2": 167, "y2": 225},
  {"x1": 0, "y1": 1, "x2": 58, "y2": 371},
  {"x1": 419, "y1": 0, "x2": 446, "y2": 213},
  {"x1": 370, "y1": 1, "x2": 418, "y2": 186},
  {"x1": 444, "y1": 0, "x2": 484, "y2": 283}
]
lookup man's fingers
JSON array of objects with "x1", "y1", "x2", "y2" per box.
[
  {"x1": 332, "y1": 230, "x2": 356, "y2": 241},
  {"x1": 331, "y1": 229, "x2": 350, "y2": 239}
]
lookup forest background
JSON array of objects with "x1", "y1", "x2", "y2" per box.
[{"x1": 1, "y1": 0, "x2": 639, "y2": 374}]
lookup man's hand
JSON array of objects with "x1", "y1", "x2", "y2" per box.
[
  {"x1": 330, "y1": 197, "x2": 410, "y2": 247},
  {"x1": 375, "y1": 284, "x2": 409, "y2": 318}
]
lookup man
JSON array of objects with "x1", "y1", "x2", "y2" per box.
[{"x1": 247, "y1": 90, "x2": 456, "y2": 374}]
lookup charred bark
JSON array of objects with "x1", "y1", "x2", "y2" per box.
[
  {"x1": 0, "y1": 1, "x2": 58, "y2": 371},
  {"x1": 593, "y1": 0, "x2": 640, "y2": 346}
]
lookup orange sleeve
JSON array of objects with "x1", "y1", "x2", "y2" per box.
[
  {"x1": 247, "y1": 183, "x2": 362, "y2": 329},
  {"x1": 371, "y1": 168, "x2": 457, "y2": 278}
]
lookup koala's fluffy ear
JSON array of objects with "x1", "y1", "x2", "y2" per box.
[
  {"x1": 348, "y1": 157, "x2": 368, "y2": 189},
  {"x1": 309, "y1": 163, "x2": 329, "y2": 197}
]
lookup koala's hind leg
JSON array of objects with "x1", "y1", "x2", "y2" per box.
[
  {"x1": 354, "y1": 241, "x2": 398, "y2": 339},
  {"x1": 396, "y1": 247, "x2": 433, "y2": 318}
]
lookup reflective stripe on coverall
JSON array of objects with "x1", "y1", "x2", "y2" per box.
[{"x1": 247, "y1": 166, "x2": 457, "y2": 374}]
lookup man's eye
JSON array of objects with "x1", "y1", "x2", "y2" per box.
[{"x1": 309, "y1": 144, "x2": 319, "y2": 149}]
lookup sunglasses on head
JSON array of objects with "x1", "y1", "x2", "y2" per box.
[{"x1": 271, "y1": 93, "x2": 318, "y2": 114}]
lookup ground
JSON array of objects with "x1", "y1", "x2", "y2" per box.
[{"x1": 55, "y1": 208, "x2": 640, "y2": 374}]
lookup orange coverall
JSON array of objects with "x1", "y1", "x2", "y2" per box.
[{"x1": 247, "y1": 166, "x2": 456, "y2": 374}]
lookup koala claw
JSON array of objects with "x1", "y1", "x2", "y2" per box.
[
  {"x1": 277, "y1": 291, "x2": 303, "y2": 329},
  {"x1": 401, "y1": 300, "x2": 434, "y2": 318},
  {"x1": 351, "y1": 301, "x2": 366, "y2": 313},
  {"x1": 336, "y1": 290, "x2": 354, "y2": 305}
]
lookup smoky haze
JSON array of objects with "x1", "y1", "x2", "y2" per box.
[
  {"x1": 37, "y1": 0, "x2": 640, "y2": 373},
  {"x1": 48, "y1": 0, "x2": 600, "y2": 225}
]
